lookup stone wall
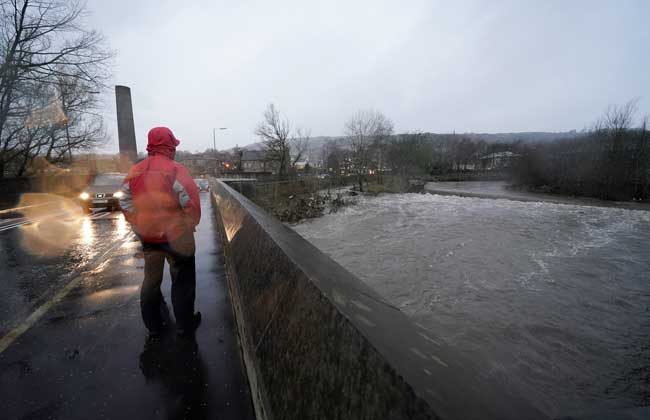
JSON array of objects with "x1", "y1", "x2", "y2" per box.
[{"x1": 209, "y1": 178, "x2": 548, "y2": 420}]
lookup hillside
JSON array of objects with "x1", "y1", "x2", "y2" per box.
[{"x1": 233, "y1": 131, "x2": 583, "y2": 163}]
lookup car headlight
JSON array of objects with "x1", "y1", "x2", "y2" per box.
[
  {"x1": 114, "y1": 191, "x2": 124, "y2": 198},
  {"x1": 80, "y1": 192, "x2": 90, "y2": 200}
]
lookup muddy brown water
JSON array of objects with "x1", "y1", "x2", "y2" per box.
[{"x1": 292, "y1": 192, "x2": 650, "y2": 417}]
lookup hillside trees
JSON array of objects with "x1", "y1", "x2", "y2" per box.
[
  {"x1": 320, "y1": 139, "x2": 347, "y2": 174},
  {"x1": 385, "y1": 132, "x2": 432, "y2": 175},
  {"x1": 512, "y1": 101, "x2": 650, "y2": 200}
]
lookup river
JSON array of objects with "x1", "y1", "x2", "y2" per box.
[{"x1": 292, "y1": 190, "x2": 650, "y2": 417}]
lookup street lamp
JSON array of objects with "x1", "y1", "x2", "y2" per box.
[
  {"x1": 212, "y1": 127, "x2": 228, "y2": 176},
  {"x1": 213, "y1": 127, "x2": 228, "y2": 153}
]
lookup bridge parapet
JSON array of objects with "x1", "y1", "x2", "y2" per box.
[{"x1": 209, "y1": 178, "x2": 548, "y2": 420}]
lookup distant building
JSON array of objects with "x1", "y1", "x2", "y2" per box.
[
  {"x1": 241, "y1": 150, "x2": 276, "y2": 174},
  {"x1": 240, "y1": 149, "x2": 293, "y2": 175},
  {"x1": 176, "y1": 153, "x2": 222, "y2": 176},
  {"x1": 479, "y1": 151, "x2": 519, "y2": 170},
  {"x1": 293, "y1": 160, "x2": 309, "y2": 171}
]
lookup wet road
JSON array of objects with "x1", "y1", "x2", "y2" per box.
[{"x1": 0, "y1": 193, "x2": 254, "y2": 419}]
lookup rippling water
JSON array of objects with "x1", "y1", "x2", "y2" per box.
[{"x1": 292, "y1": 193, "x2": 650, "y2": 417}]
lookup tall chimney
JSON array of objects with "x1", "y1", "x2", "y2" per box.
[{"x1": 115, "y1": 85, "x2": 138, "y2": 169}]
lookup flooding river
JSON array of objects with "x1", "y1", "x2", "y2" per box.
[{"x1": 292, "y1": 192, "x2": 650, "y2": 417}]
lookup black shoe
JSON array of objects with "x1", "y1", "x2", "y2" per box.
[
  {"x1": 145, "y1": 330, "x2": 163, "y2": 347},
  {"x1": 177, "y1": 312, "x2": 201, "y2": 338}
]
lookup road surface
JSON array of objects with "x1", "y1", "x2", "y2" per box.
[{"x1": 0, "y1": 193, "x2": 254, "y2": 419}]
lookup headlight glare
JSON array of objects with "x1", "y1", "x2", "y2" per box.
[
  {"x1": 114, "y1": 191, "x2": 124, "y2": 198},
  {"x1": 80, "y1": 192, "x2": 90, "y2": 200}
]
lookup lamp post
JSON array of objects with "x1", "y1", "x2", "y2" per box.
[
  {"x1": 212, "y1": 127, "x2": 228, "y2": 175},
  {"x1": 212, "y1": 127, "x2": 228, "y2": 153}
]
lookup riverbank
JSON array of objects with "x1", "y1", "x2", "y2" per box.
[
  {"x1": 425, "y1": 181, "x2": 650, "y2": 211},
  {"x1": 233, "y1": 177, "x2": 650, "y2": 224},
  {"x1": 227, "y1": 177, "x2": 358, "y2": 223}
]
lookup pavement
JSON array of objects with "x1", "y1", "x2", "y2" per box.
[{"x1": 0, "y1": 192, "x2": 254, "y2": 419}]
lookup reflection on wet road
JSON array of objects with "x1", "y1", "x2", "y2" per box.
[
  {"x1": 0, "y1": 209, "x2": 132, "y2": 338},
  {"x1": 0, "y1": 194, "x2": 254, "y2": 419}
]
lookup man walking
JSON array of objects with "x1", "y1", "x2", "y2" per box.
[{"x1": 119, "y1": 127, "x2": 202, "y2": 338}]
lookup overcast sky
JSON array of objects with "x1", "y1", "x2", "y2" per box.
[{"x1": 85, "y1": 0, "x2": 650, "y2": 153}]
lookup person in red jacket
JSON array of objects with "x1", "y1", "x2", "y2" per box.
[{"x1": 119, "y1": 127, "x2": 202, "y2": 338}]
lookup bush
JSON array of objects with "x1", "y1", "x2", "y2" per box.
[{"x1": 512, "y1": 104, "x2": 650, "y2": 201}]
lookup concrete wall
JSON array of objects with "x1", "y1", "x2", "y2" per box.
[{"x1": 209, "y1": 178, "x2": 549, "y2": 420}]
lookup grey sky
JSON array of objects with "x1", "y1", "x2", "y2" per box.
[{"x1": 86, "y1": 0, "x2": 650, "y2": 153}]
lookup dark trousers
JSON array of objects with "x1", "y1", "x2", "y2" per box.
[{"x1": 141, "y1": 233, "x2": 196, "y2": 332}]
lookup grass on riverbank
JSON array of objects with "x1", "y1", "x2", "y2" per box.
[
  {"x1": 245, "y1": 178, "x2": 357, "y2": 223},
  {"x1": 246, "y1": 175, "x2": 428, "y2": 223}
]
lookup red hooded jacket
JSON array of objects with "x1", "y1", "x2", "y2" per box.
[{"x1": 119, "y1": 127, "x2": 201, "y2": 243}]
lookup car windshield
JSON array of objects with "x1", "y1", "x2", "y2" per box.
[{"x1": 93, "y1": 174, "x2": 125, "y2": 186}]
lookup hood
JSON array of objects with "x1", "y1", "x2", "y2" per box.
[
  {"x1": 146, "y1": 127, "x2": 180, "y2": 159},
  {"x1": 87, "y1": 184, "x2": 122, "y2": 194}
]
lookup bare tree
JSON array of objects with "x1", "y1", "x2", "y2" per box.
[
  {"x1": 48, "y1": 72, "x2": 107, "y2": 161},
  {"x1": 0, "y1": 0, "x2": 112, "y2": 177},
  {"x1": 343, "y1": 109, "x2": 393, "y2": 192},
  {"x1": 290, "y1": 127, "x2": 310, "y2": 169},
  {"x1": 595, "y1": 100, "x2": 637, "y2": 136},
  {"x1": 254, "y1": 103, "x2": 311, "y2": 178},
  {"x1": 254, "y1": 103, "x2": 290, "y2": 178},
  {"x1": 320, "y1": 139, "x2": 344, "y2": 174}
]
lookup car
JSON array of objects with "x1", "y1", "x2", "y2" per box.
[
  {"x1": 194, "y1": 178, "x2": 209, "y2": 192},
  {"x1": 79, "y1": 173, "x2": 126, "y2": 212}
]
